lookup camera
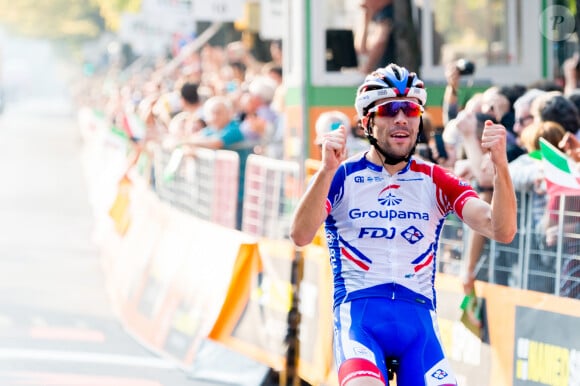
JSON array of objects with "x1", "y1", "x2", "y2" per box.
[{"x1": 456, "y1": 59, "x2": 475, "y2": 76}]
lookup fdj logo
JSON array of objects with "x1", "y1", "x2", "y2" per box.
[
  {"x1": 431, "y1": 369, "x2": 448, "y2": 380},
  {"x1": 358, "y1": 227, "x2": 396, "y2": 239},
  {"x1": 354, "y1": 176, "x2": 365, "y2": 183},
  {"x1": 401, "y1": 226, "x2": 424, "y2": 244}
]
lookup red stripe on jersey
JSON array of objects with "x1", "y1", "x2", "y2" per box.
[
  {"x1": 414, "y1": 253, "x2": 434, "y2": 272},
  {"x1": 325, "y1": 199, "x2": 332, "y2": 214},
  {"x1": 341, "y1": 247, "x2": 370, "y2": 271}
]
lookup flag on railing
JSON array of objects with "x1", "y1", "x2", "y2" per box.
[
  {"x1": 539, "y1": 138, "x2": 580, "y2": 196},
  {"x1": 460, "y1": 287, "x2": 483, "y2": 339}
]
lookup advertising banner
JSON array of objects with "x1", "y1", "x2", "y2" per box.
[{"x1": 513, "y1": 307, "x2": 580, "y2": 385}]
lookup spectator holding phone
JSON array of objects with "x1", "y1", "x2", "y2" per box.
[{"x1": 442, "y1": 58, "x2": 476, "y2": 125}]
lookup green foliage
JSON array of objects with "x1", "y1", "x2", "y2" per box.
[
  {"x1": 0, "y1": 0, "x2": 141, "y2": 41},
  {"x1": 570, "y1": 0, "x2": 579, "y2": 15},
  {"x1": 0, "y1": 0, "x2": 99, "y2": 39},
  {"x1": 92, "y1": 0, "x2": 142, "y2": 31}
]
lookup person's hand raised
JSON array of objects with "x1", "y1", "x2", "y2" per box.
[
  {"x1": 445, "y1": 63, "x2": 460, "y2": 91},
  {"x1": 559, "y1": 131, "x2": 580, "y2": 162},
  {"x1": 480, "y1": 120, "x2": 508, "y2": 167},
  {"x1": 562, "y1": 53, "x2": 579, "y2": 81},
  {"x1": 320, "y1": 126, "x2": 347, "y2": 172},
  {"x1": 455, "y1": 110, "x2": 477, "y2": 138}
]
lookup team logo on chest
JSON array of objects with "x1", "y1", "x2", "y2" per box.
[{"x1": 377, "y1": 184, "x2": 402, "y2": 206}]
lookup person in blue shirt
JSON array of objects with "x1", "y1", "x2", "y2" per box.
[{"x1": 182, "y1": 96, "x2": 253, "y2": 229}]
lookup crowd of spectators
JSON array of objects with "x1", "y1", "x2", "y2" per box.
[
  {"x1": 76, "y1": 39, "x2": 285, "y2": 230},
  {"x1": 417, "y1": 61, "x2": 580, "y2": 299}
]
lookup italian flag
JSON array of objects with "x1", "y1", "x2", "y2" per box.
[{"x1": 539, "y1": 137, "x2": 580, "y2": 196}]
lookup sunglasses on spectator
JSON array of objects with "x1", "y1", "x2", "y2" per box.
[
  {"x1": 369, "y1": 100, "x2": 424, "y2": 118},
  {"x1": 516, "y1": 115, "x2": 533, "y2": 126}
]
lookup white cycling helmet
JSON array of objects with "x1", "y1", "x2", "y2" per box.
[{"x1": 355, "y1": 63, "x2": 427, "y2": 119}]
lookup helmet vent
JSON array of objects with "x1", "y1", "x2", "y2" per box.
[{"x1": 391, "y1": 66, "x2": 401, "y2": 80}]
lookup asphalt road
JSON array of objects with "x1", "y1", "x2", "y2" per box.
[{"x1": 0, "y1": 97, "x2": 219, "y2": 386}]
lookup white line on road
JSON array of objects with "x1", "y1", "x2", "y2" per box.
[{"x1": 0, "y1": 348, "x2": 179, "y2": 369}]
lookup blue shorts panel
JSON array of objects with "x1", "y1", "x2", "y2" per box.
[{"x1": 334, "y1": 298, "x2": 457, "y2": 385}]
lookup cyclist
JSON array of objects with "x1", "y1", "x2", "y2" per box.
[{"x1": 290, "y1": 63, "x2": 517, "y2": 385}]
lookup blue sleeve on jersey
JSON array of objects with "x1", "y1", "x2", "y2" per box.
[{"x1": 328, "y1": 164, "x2": 347, "y2": 210}]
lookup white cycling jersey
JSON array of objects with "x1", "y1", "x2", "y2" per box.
[{"x1": 324, "y1": 153, "x2": 479, "y2": 310}]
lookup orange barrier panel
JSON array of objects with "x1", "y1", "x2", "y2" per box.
[
  {"x1": 209, "y1": 239, "x2": 335, "y2": 386},
  {"x1": 108, "y1": 175, "x2": 132, "y2": 236},
  {"x1": 296, "y1": 244, "x2": 334, "y2": 386},
  {"x1": 100, "y1": 174, "x2": 260, "y2": 366},
  {"x1": 209, "y1": 239, "x2": 292, "y2": 371},
  {"x1": 435, "y1": 273, "x2": 580, "y2": 385},
  {"x1": 104, "y1": 181, "x2": 167, "y2": 306}
]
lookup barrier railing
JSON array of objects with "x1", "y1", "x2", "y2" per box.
[
  {"x1": 438, "y1": 192, "x2": 580, "y2": 299},
  {"x1": 152, "y1": 146, "x2": 240, "y2": 229},
  {"x1": 241, "y1": 154, "x2": 301, "y2": 240}
]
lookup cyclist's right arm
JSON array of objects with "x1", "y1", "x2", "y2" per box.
[
  {"x1": 290, "y1": 169, "x2": 335, "y2": 246},
  {"x1": 290, "y1": 126, "x2": 347, "y2": 247}
]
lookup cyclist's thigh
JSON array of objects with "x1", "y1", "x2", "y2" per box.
[
  {"x1": 396, "y1": 309, "x2": 457, "y2": 386},
  {"x1": 334, "y1": 300, "x2": 388, "y2": 385}
]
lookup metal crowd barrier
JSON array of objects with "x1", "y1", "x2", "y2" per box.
[
  {"x1": 152, "y1": 146, "x2": 239, "y2": 229},
  {"x1": 241, "y1": 154, "x2": 301, "y2": 240},
  {"x1": 149, "y1": 148, "x2": 580, "y2": 300},
  {"x1": 438, "y1": 191, "x2": 580, "y2": 299}
]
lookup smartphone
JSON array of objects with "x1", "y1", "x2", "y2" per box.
[{"x1": 433, "y1": 133, "x2": 448, "y2": 160}]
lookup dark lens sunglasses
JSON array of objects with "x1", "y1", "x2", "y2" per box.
[
  {"x1": 369, "y1": 100, "x2": 424, "y2": 118},
  {"x1": 516, "y1": 115, "x2": 533, "y2": 126}
]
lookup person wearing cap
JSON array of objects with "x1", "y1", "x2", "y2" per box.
[
  {"x1": 314, "y1": 110, "x2": 369, "y2": 157},
  {"x1": 290, "y1": 63, "x2": 517, "y2": 385}
]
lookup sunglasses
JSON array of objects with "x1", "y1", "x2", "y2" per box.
[
  {"x1": 516, "y1": 115, "x2": 533, "y2": 126},
  {"x1": 369, "y1": 100, "x2": 424, "y2": 118}
]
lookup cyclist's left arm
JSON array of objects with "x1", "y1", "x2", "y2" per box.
[{"x1": 461, "y1": 121, "x2": 517, "y2": 244}]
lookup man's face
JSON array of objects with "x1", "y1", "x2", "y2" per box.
[
  {"x1": 206, "y1": 104, "x2": 231, "y2": 129},
  {"x1": 240, "y1": 92, "x2": 261, "y2": 113},
  {"x1": 513, "y1": 106, "x2": 534, "y2": 136},
  {"x1": 369, "y1": 97, "x2": 422, "y2": 159}
]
